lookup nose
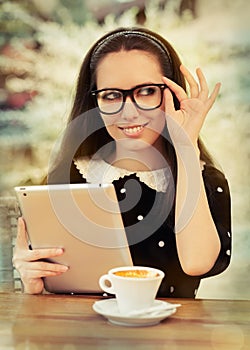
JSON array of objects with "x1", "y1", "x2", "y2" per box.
[{"x1": 120, "y1": 97, "x2": 139, "y2": 122}]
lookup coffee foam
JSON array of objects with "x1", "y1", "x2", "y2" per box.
[{"x1": 114, "y1": 270, "x2": 159, "y2": 278}]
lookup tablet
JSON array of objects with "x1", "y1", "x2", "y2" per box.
[{"x1": 15, "y1": 183, "x2": 133, "y2": 294}]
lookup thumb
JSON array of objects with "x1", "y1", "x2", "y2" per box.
[
  {"x1": 16, "y1": 217, "x2": 30, "y2": 250},
  {"x1": 163, "y1": 88, "x2": 185, "y2": 127},
  {"x1": 163, "y1": 88, "x2": 176, "y2": 116}
]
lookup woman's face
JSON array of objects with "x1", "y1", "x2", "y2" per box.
[{"x1": 95, "y1": 50, "x2": 167, "y2": 154}]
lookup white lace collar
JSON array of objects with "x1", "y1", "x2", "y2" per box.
[{"x1": 74, "y1": 157, "x2": 172, "y2": 193}]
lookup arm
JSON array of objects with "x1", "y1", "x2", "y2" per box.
[
  {"x1": 163, "y1": 65, "x2": 224, "y2": 276},
  {"x1": 174, "y1": 146, "x2": 221, "y2": 275}
]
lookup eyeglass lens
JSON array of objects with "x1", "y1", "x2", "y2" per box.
[{"x1": 95, "y1": 85, "x2": 165, "y2": 114}]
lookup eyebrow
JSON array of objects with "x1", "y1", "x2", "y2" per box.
[{"x1": 96, "y1": 82, "x2": 162, "y2": 90}]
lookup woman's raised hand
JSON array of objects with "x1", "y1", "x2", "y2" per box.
[
  {"x1": 12, "y1": 217, "x2": 68, "y2": 294},
  {"x1": 163, "y1": 65, "x2": 221, "y2": 147}
]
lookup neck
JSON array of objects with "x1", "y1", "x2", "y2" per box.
[{"x1": 107, "y1": 139, "x2": 168, "y2": 172}]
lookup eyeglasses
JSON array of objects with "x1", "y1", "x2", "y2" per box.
[{"x1": 91, "y1": 83, "x2": 167, "y2": 115}]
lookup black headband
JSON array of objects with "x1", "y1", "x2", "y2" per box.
[{"x1": 90, "y1": 30, "x2": 172, "y2": 68}]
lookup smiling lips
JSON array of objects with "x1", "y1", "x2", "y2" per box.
[{"x1": 118, "y1": 123, "x2": 148, "y2": 137}]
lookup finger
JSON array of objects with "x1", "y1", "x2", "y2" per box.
[
  {"x1": 32, "y1": 270, "x2": 67, "y2": 278},
  {"x1": 26, "y1": 260, "x2": 68, "y2": 274},
  {"x1": 163, "y1": 88, "x2": 186, "y2": 128},
  {"x1": 27, "y1": 247, "x2": 65, "y2": 262},
  {"x1": 162, "y1": 76, "x2": 187, "y2": 102},
  {"x1": 196, "y1": 68, "x2": 209, "y2": 100},
  {"x1": 206, "y1": 82, "x2": 221, "y2": 111},
  {"x1": 180, "y1": 65, "x2": 199, "y2": 98},
  {"x1": 16, "y1": 217, "x2": 30, "y2": 250},
  {"x1": 23, "y1": 267, "x2": 68, "y2": 279}
]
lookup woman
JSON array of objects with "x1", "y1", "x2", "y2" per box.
[{"x1": 13, "y1": 27, "x2": 231, "y2": 296}]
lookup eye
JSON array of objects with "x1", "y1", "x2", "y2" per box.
[
  {"x1": 137, "y1": 86, "x2": 157, "y2": 97},
  {"x1": 99, "y1": 90, "x2": 122, "y2": 101}
]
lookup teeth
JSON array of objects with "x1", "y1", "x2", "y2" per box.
[{"x1": 123, "y1": 126, "x2": 143, "y2": 134}]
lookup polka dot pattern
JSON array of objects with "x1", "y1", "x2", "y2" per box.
[
  {"x1": 217, "y1": 186, "x2": 223, "y2": 192},
  {"x1": 158, "y1": 241, "x2": 165, "y2": 247},
  {"x1": 170, "y1": 286, "x2": 175, "y2": 293},
  {"x1": 74, "y1": 159, "x2": 232, "y2": 298}
]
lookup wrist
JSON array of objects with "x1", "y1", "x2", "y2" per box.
[{"x1": 174, "y1": 142, "x2": 200, "y2": 159}]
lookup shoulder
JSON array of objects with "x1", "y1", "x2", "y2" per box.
[
  {"x1": 202, "y1": 164, "x2": 227, "y2": 181},
  {"x1": 202, "y1": 165, "x2": 230, "y2": 195}
]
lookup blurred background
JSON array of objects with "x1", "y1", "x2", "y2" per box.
[{"x1": 0, "y1": 0, "x2": 249, "y2": 299}]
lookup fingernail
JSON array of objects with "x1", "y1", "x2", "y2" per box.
[{"x1": 61, "y1": 265, "x2": 69, "y2": 271}]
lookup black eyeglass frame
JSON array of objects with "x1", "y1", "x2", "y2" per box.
[{"x1": 91, "y1": 83, "x2": 168, "y2": 115}]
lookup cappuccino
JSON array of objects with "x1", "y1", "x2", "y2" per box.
[
  {"x1": 114, "y1": 270, "x2": 159, "y2": 278},
  {"x1": 99, "y1": 266, "x2": 165, "y2": 314}
]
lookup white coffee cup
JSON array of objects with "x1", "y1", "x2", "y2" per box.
[{"x1": 99, "y1": 266, "x2": 165, "y2": 315}]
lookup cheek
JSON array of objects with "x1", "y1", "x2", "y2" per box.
[
  {"x1": 149, "y1": 110, "x2": 166, "y2": 133},
  {"x1": 144, "y1": 128, "x2": 163, "y2": 145},
  {"x1": 104, "y1": 124, "x2": 120, "y2": 140},
  {"x1": 100, "y1": 116, "x2": 115, "y2": 137},
  {"x1": 146, "y1": 113, "x2": 166, "y2": 143}
]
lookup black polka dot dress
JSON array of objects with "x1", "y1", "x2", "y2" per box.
[{"x1": 67, "y1": 159, "x2": 232, "y2": 298}]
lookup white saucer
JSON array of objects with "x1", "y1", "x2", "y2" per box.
[{"x1": 93, "y1": 299, "x2": 178, "y2": 327}]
